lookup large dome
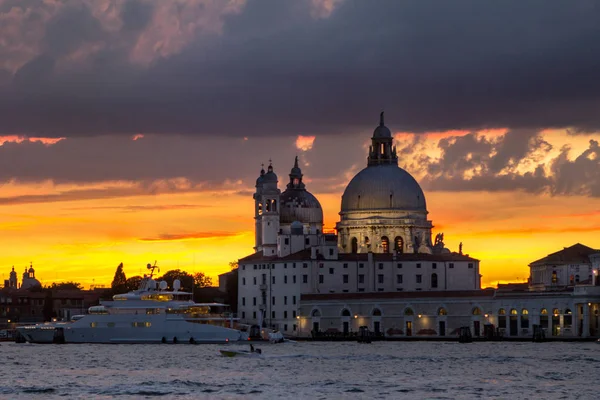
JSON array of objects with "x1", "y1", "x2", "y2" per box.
[
  {"x1": 341, "y1": 164, "x2": 427, "y2": 212},
  {"x1": 280, "y1": 189, "x2": 323, "y2": 224}
]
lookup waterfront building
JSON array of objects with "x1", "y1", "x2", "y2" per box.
[{"x1": 237, "y1": 114, "x2": 600, "y2": 339}]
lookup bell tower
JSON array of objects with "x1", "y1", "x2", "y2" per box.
[
  {"x1": 259, "y1": 161, "x2": 280, "y2": 256},
  {"x1": 253, "y1": 165, "x2": 266, "y2": 251}
]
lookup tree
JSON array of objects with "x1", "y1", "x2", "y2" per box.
[
  {"x1": 48, "y1": 282, "x2": 83, "y2": 290},
  {"x1": 193, "y1": 272, "x2": 213, "y2": 288},
  {"x1": 157, "y1": 269, "x2": 194, "y2": 291},
  {"x1": 111, "y1": 262, "x2": 127, "y2": 293},
  {"x1": 124, "y1": 276, "x2": 143, "y2": 292}
]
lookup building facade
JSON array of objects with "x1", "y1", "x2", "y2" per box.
[{"x1": 237, "y1": 114, "x2": 600, "y2": 339}]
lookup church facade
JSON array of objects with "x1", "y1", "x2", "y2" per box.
[{"x1": 237, "y1": 114, "x2": 600, "y2": 339}]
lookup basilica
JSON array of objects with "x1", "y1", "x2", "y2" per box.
[{"x1": 237, "y1": 114, "x2": 600, "y2": 339}]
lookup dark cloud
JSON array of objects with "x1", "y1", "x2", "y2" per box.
[
  {"x1": 138, "y1": 231, "x2": 242, "y2": 242},
  {"x1": 1, "y1": 1, "x2": 600, "y2": 137}
]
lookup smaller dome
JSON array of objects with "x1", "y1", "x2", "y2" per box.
[
  {"x1": 263, "y1": 171, "x2": 278, "y2": 182},
  {"x1": 373, "y1": 125, "x2": 391, "y2": 138},
  {"x1": 280, "y1": 189, "x2": 323, "y2": 224},
  {"x1": 263, "y1": 163, "x2": 278, "y2": 182},
  {"x1": 21, "y1": 278, "x2": 41, "y2": 290}
]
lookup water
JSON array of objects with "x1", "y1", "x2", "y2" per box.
[{"x1": 1, "y1": 341, "x2": 598, "y2": 399}]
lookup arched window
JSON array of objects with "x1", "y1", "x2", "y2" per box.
[
  {"x1": 381, "y1": 236, "x2": 390, "y2": 253},
  {"x1": 575, "y1": 275, "x2": 580, "y2": 283},
  {"x1": 372, "y1": 308, "x2": 382, "y2": 316},
  {"x1": 521, "y1": 309, "x2": 529, "y2": 315},
  {"x1": 364, "y1": 237, "x2": 370, "y2": 246},
  {"x1": 438, "y1": 307, "x2": 447, "y2": 316},
  {"x1": 351, "y1": 237, "x2": 358, "y2": 254},
  {"x1": 341, "y1": 309, "x2": 351, "y2": 317},
  {"x1": 540, "y1": 308, "x2": 548, "y2": 315},
  {"x1": 394, "y1": 237, "x2": 404, "y2": 254},
  {"x1": 510, "y1": 308, "x2": 518, "y2": 315},
  {"x1": 552, "y1": 308, "x2": 560, "y2": 316},
  {"x1": 272, "y1": 199, "x2": 277, "y2": 212},
  {"x1": 431, "y1": 273, "x2": 438, "y2": 288},
  {"x1": 551, "y1": 271, "x2": 558, "y2": 284},
  {"x1": 311, "y1": 309, "x2": 321, "y2": 317},
  {"x1": 404, "y1": 308, "x2": 414, "y2": 316},
  {"x1": 498, "y1": 308, "x2": 506, "y2": 315},
  {"x1": 472, "y1": 307, "x2": 482, "y2": 315},
  {"x1": 565, "y1": 308, "x2": 572, "y2": 315}
]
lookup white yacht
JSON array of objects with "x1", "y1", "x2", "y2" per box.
[{"x1": 17, "y1": 264, "x2": 248, "y2": 344}]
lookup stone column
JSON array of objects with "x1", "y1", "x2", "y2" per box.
[{"x1": 583, "y1": 304, "x2": 590, "y2": 338}]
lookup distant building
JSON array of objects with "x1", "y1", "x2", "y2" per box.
[
  {"x1": 237, "y1": 114, "x2": 600, "y2": 339},
  {"x1": 0, "y1": 265, "x2": 106, "y2": 326}
]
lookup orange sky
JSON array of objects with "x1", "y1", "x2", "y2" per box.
[{"x1": 0, "y1": 129, "x2": 598, "y2": 289}]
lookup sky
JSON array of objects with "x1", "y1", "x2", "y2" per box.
[{"x1": 1, "y1": 0, "x2": 599, "y2": 288}]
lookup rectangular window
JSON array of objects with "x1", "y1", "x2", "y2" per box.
[
  {"x1": 293, "y1": 296, "x2": 296, "y2": 305},
  {"x1": 397, "y1": 263, "x2": 402, "y2": 268},
  {"x1": 284, "y1": 238, "x2": 289, "y2": 245},
  {"x1": 319, "y1": 263, "x2": 324, "y2": 268},
  {"x1": 293, "y1": 275, "x2": 297, "y2": 284},
  {"x1": 416, "y1": 274, "x2": 422, "y2": 283},
  {"x1": 253, "y1": 311, "x2": 256, "y2": 319},
  {"x1": 272, "y1": 276, "x2": 276, "y2": 284},
  {"x1": 253, "y1": 297, "x2": 256, "y2": 306},
  {"x1": 242, "y1": 297, "x2": 246, "y2": 306},
  {"x1": 378, "y1": 263, "x2": 384, "y2": 269},
  {"x1": 343, "y1": 263, "x2": 348, "y2": 268},
  {"x1": 329, "y1": 248, "x2": 334, "y2": 256},
  {"x1": 293, "y1": 263, "x2": 296, "y2": 268},
  {"x1": 253, "y1": 277, "x2": 257, "y2": 285},
  {"x1": 272, "y1": 296, "x2": 275, "y2": 305},
  {"x1": 377, "y1": 288, "x2": 384, "y2": 292},
  {"x1": 396, "y1": 288, "x2": 403, "y2": 291},
  {"x1": 284, "y1": 311, "x2": 288, "y2": 318},
  {"x1": 242, "y1": 311, "x2": 246, "y2": 318},
  {"x1": 343, "y1": 274, "x2": 349, "y2": 283},
  {"x1": 359, "y1": 263, "x2": 364, "y2": 268},
  {"x1": 329, "y1": 268, "x2": 334, "y2": 275},
  {"x1": 343, "y1": 289, "x2": 349, "y2": 292},
  {"x1": 284, "y1": 324, "x2": 288, "y2": 331},
  {"x1": 449, "y1": 263, "x2": 455, "y2": 269},
  {"x1": 416, "y1": 288, "x2": 422, "y2": 291},
  {"x1": 284, "y1": 275, "x2": 288, "y2": 284},
  {"x1": 416, "y1": 263, "x2": 421, "y2": 268},
  {"x1": 284, "y1": 296, "x2": 287, "y2": 305},
  {"x1": 242, "y1": 265, "x2": 245, "y2": 270},
  {"x1": 432, "y1": 263, "x2": 437, "y2": 269},
  {"x1": 358, "y1": 274, "x2": 365, "y2": 284},
  {"x1": 242, "y1": 277, "x2": 246, "y2": 285},
  {"x1": 303, "y1": 275, "x2": 308, "y2": 283},
  {"x1": 305, "y1": 238, "x2": 310, "y2": 245},
  {"x1": 319, "y1": 275, "x2": 324, "y2": 284},
  {"x1": 378, "y1": 274, "x2": 384, "y2": 284},
  {"x1": 272, "y1": 311, "x2": 275, "y2": 318},
  {"x1": 293, "y1": 324, "x2": 297, "y2": 331},
  {"x1": 468, "y1": 263, "x2": 474, "y2": 269},
  {"x1": 397, "y1": 274, "x2": 403, "y2": 284},
  {"x1": 293, "y1": 310, "x2": 296, "y2": 318},
  {"x1": 253, "y1": 265, "x2": 257, "y2": 270},
  {"x1": 303, "y1": 263, "x2": 308, "y2": 268},
  {"x1": 358, "y1": 288, "x2": 365, "y2": 292},
  {"x1": 284, "y1": 263, "x2": 287, "y2": 268}
]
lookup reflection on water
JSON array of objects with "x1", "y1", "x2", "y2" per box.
[{"x1": 1, "y1": 341, "x2": 599, "y2": 399}]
